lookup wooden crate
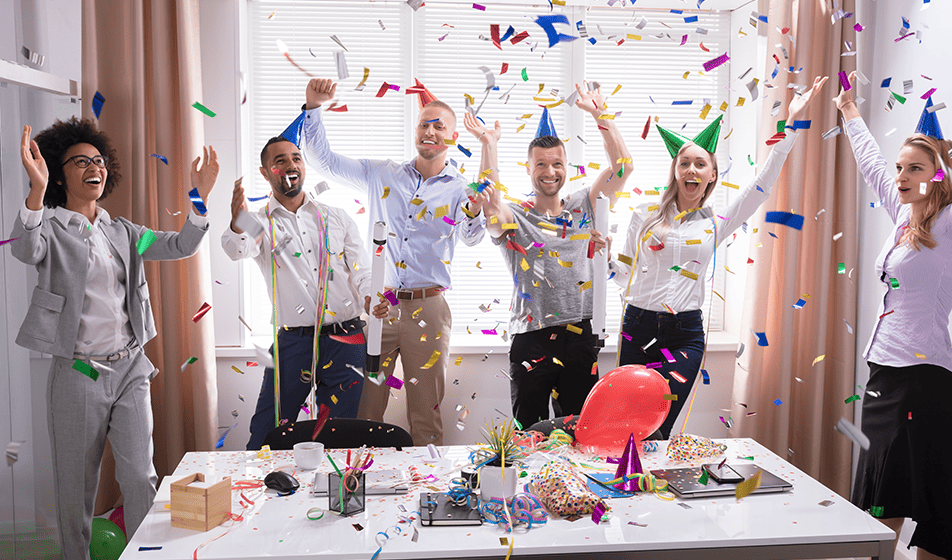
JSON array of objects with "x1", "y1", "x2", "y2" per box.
[{"x1": 170, "y1": 473, "x2": 231, "y2": 532}]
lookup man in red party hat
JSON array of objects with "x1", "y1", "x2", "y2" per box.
[{"x1": 297, "y1": 78, "x2": 487, "y2": 445}]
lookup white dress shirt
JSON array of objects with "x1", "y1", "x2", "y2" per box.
[
  {"x1": 20, "y1": 203, "x2": 208, "y2": 354},
  {"x1": 221, "y1": 193, "x2": 371, "y2": 328},
  {"x1": 613, "y1": 131, "x2": 798, "y2": 313},
  {"x1": 845, "y1": 117, "x2": 952, "y2": 371},
  {"x1": 300, "y1": 108, "x2": 486, "y2": 290}
]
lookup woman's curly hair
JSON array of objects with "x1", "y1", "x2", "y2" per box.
[{"x1": 33, "y1": 117, "x2": 121, "y2": 208}]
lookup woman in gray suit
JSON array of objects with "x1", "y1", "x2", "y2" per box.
[{"x1": 13, "y1": 118, "x2": 218, "y2": 559}]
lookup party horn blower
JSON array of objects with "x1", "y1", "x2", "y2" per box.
[
  {"x1": 366, "y1": 221, "x2": 388, "y2": 380},
  {"x1": 592, "y1": 195, "x2": 609, "y2": 348}
]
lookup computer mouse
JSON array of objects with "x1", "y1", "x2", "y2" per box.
[{"x1": 265, "y1": 470, "x2": 300, "y2": 496}]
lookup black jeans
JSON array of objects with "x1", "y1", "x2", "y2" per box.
[
  {"x1": 509, "y1": 320, "x2": 600, "y2": 430},
  {"x1": 617, "y1": 305, "x2": 705, "y2": 438}
]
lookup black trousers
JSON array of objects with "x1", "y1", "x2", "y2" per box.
[{"x1": 509, "y1": 320, "x2": 599, "y2": 430}]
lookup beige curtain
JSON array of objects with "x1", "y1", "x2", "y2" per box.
[
  {"x1": 731, "y1": 0, "x2": 859, "y2": 496},
  {"x1": 81, "y1": 0, "x2": 218, "y2": 513}
]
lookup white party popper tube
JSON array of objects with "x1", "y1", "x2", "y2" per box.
[
  {"x1": 592, "y1": 196, "x2": 609, "y2": 348},
  {"x1": 366, "y1": 221, "x2": 388, "y2": 377}
]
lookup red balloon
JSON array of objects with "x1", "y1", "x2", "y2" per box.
[
  {"x1": 575, "y1": 365, "x2": 671, "y2": 454},
  {"x1": 108, "y1": 506, "x2": 126, "y2": 538}
]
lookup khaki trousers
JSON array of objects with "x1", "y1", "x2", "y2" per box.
[{"x1": 357, "y1": 292, "x2": 451, "y2": 445}]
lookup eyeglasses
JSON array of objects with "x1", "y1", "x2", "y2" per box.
[{"x1": 62, "y1": 155, "x2": 108, "y2": 169}]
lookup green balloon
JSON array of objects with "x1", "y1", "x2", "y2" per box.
[{"x1": 90, "y1": 518, "x2": 126, "y2": 560}]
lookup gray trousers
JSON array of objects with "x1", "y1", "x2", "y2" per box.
[{"x1": 48, "y1": 349, "x2": 157, "y2": 560}]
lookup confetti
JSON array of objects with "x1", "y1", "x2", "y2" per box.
[
  {"x1": 845, "y1": 394, "x2": 860, "y2": 404},
  {"x1": 72, "y1": 360, "x2": 99, "y2": 381},
  {"x1": 764, "y1": 211, "x2": 804, "y2": 230},
  {"x1": 835, "y1": 417, "x2": 870, "y2": 450},
  {"x1": 136, "y1": 229, "x2": 157, "y2": 255},
  {"x1": 421, "y1": 351, "x2": 441, "y2": 369},
  {"x1": 754, "y1": 332, "x2": 768, "y2": 346},
  {"x1": 181, "y1": 356, "x2": 198, "y2": 371},
  {"x1": 735, "y1": 469, "x2": 762, "y2": 499},
  {"x1": 6, "y1": 442, "x2": 23, "y2": 466},
  {"x1": 149, "y1": 153, "x2": 168, "y2": 165},
  {"x1": 92, "y1": 91, "x2": 105, "y2": 119},
  {"x1": 192, "y1": 302, "x2": 212, "y2": 322},
  {"x1": 192, "y1": 101, "x2": 216, "y2": 117}
]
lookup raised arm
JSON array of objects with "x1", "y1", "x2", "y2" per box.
[
  {"x1": 300, "y1": 78, "x2": 379, "y2": 194},
  {"x1": 11, "y1": 125, "x2": 50, "y2": 265},
  {"x1": 463, "y1": 112, "x2": 512, "y2": 239},
  {"x1": 717, "y1": 76, "x2": 827, "y2": 239},
  {"x1": 835, "y1": 72, "x2": 902, "y2": 222},
  {"x1": 575, "y1": 82, "x2": 632, "y2": 211},
  {"x1": 221, "y1": 177, "x2": 264, "y2": 260}
]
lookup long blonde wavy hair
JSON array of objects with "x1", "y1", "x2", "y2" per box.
[
  {"x1": 899, "y1": 134, "x2": 952, "y2": 250},
  {"x1": 637, "y1": 142, "x2": 719, "y2": 249}
]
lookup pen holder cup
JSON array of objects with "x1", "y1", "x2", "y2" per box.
[{"x1": 329, "y1": 472, "x2": 365, "y2": 517}]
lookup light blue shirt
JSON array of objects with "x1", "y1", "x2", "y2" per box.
[{"x1": 301, "y1": 108, "x2": 486, "y2": 289}]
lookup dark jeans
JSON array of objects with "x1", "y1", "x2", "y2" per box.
[
  {"x1": 247, "y1": 327, "x2": 366, "y2": 450},
  {"x1": 618, "y1": 305, "x2": 705, "y2": 439},
  {"x1": 509, "y1": 320, "x2": 600, "y2": 430}
]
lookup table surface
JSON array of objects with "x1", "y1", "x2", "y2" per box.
[{"x1": 120, "y1": 438, "x2": 893, "y2": 560}]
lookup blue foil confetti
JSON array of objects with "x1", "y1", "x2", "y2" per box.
[{"x1": 188, "y1": 187, "x2": 207, "y2": 215}]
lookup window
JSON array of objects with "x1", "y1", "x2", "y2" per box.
[{"x1": 246, "y1": 1, "x2": 731, "y2": 342}]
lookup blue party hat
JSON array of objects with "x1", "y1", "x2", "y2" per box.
[
  {"x1": 280, "y1": 112, "x2": 307, "y2": 147},
  {"x1": 536, "y1": 107, "x2": 557, "y2": 139},
  {"x1": 916, "y1": 97, "x2": 944, "y2": 140}
]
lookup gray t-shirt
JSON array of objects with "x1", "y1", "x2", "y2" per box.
[{"x1": 492, "y1": 187, "x2": 595, "y2": 335}]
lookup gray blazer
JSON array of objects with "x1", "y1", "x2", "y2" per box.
[{"x1": 10, "y1": 208, "x2": 208, "y2": 358}]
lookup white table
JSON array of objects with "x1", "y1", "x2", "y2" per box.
[{"x1": 120, "y1": 438, "x2": 893, "y2": 559}]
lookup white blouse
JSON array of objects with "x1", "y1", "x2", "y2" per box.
[
  {"x1": 845, "y1": 117, "x2": 952, "y2": 371},
  {"x1": 613, "y1": 132, "x2": 798, "y2": 313}
]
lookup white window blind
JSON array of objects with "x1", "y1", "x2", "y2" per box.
[{"x1": 246, "y1": 1, "x2": 730, "y2": 338}]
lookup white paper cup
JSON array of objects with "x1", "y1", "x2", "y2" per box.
[{"x1": 293, "y1": 442, "x2": 324, "y2": 470}]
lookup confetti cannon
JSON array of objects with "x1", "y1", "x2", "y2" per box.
[
  {"x1": 592, "y1": 195, "x2": 609, "y2": 349},
  {"x1": 366, "y1": 221, "x2": 388, "y2": 377}
]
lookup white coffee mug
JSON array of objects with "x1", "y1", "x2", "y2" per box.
[{"x1": 293, "y1": 442, "x2": 324, "y2": 470}]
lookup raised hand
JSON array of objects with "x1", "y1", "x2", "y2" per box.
[
  {"x1": 21, "y1": 125, "x2": 48, "y2": 190},
  {"x1": 306, "y1": 78, "x2": 337, "y2": 110},
  {"x1": 574, "y1": 81, "x2": 606, "y2": 116},
  {"x1": 787, "y1": 75, "x2": 828, "y2": 123},
  {"x1": 463, "y1": 112, "x2": 501, "y2": 144},
  {"x1": 191, "y1": 145, "x2": 220, "y2": 203},
  {"x1": 230, "y1": 176, "x2": 248, "y2": 233}
]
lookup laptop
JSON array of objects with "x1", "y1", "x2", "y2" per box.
[
  {"x1": 311, "y1": 469, "x2": 409, "y2": 496},
  {"x1": 649, "y1": 463, "x2": 792, "y2": 499}
]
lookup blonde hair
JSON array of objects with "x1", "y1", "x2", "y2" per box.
[
  {"x1": 899, "y1": 134, "x2": 952, "y2": 250},
  {"x1": 637, "y1": 142, "x2": 718, "y2": 248}
]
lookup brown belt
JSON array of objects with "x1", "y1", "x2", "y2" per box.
[{"x1": 388, "y1": 286, "x2": 445, "y2": 300}]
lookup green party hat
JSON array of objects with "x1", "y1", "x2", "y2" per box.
[{"x1": 656, "y1": 114, "x2": 724, "y2": 158}]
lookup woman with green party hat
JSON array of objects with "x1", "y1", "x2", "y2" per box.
[
  {"x1": 837, "y1": 71, "x2": 952, "y2": 560},
  {"x1": 611, "y1": 76, "x2": 827, "y2": 439}
]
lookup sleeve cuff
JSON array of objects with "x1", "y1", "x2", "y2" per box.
[
  {"x1": 187, "y1": 211, "x2": 210, "y2": 230},
  {"x1": 20, "y1": 202, "x2": 43, "y2": 230}
]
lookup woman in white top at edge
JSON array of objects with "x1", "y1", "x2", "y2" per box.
[
  {"x1": 611, "y1": 76, "x2": 827, "y2": 439},
  {"x1": 836, "y1": 71, "x2": 952, "y2": 560}
]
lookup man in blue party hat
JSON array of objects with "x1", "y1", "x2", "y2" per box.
[
  {"x1": 223, "y1": 132, "x2": 390, "y2": 450},
  {"x1": 466, "y1": 82, "x2": 632, "y2": 428}
]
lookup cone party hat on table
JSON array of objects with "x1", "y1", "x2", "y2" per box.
[
  {"x1": 916, "y1": 97, "x2": 945, "y2": 140},
  {"x1": 536, "y1": 106, "x2": 558, "y2": 139},
  {"x1": 656, "y1": 114, "x2": 723, "y2": 158},
  {"x1": 612, "y1": 433, "x2": 644, "y2": 492}
]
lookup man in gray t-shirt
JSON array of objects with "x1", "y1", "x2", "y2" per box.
[{"x1": 463, "y1": 82, "x2": 633, "y2": 428}]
